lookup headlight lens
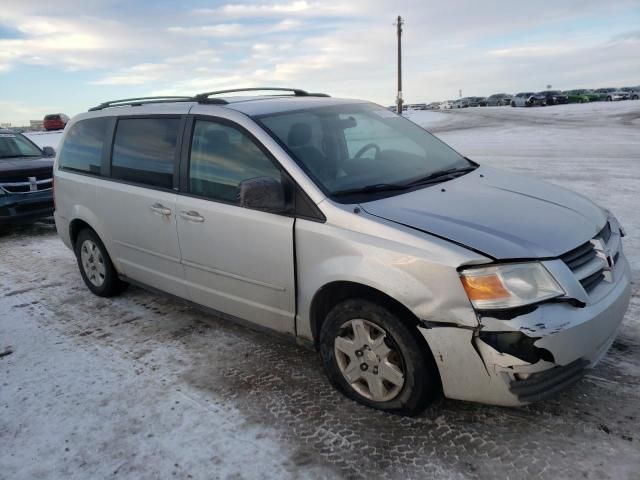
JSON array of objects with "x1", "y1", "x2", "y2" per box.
[{"x1": 460, "y1": 262, "x2": 564, "y2": 310}]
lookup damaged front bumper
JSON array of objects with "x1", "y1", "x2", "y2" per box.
[{"x1": 419, "y1": 253, "x2": 631, "y2": 407}]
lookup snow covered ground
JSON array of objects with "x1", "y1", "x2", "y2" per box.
[
  {"x1": 24, "y1": 130, "x2": 64, "y2": 149},
  {"x1": 1, "y1": 101, "x2": 639, "y2": 479}
]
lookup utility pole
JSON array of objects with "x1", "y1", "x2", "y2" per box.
[{"x1": 395, "y1": 15, "x2": 404, "y2": 115}]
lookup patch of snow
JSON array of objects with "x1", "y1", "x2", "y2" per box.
[{"x1": 24, "y1": 130, "x2": 64, "y2": 149}]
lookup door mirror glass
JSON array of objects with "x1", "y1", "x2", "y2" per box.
[
  {"x1": 42, "y1": 146, "x2": 56, "y2": 157},
  {"x1": 239, "y1": 176, "x2": 286, "y2": 212}
]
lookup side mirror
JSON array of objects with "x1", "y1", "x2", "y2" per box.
[
  {"x1": 42, "y1": 146, "x2": 56, "y2": 157},
  {"x1": 239, "y1": 176, "x2": 287, "y2": 213}
]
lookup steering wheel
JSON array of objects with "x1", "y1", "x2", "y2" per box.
[{"x1": 354, "y1": 143, "x2": 381, "y2": 159}]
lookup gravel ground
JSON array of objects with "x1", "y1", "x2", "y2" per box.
[{"x1": 2, "y1": 102, "x2": 639, "y2": 479}]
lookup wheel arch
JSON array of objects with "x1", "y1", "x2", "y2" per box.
[
  {"x1": 69, "y1": 218, "x2": 94, "y2": 246},
  {"x1": 68, "y1": 215, "x2": 119, "y2": 272},
  {"x1": 310, "y1": 280, "x2": 444, "y2": 395},
  {"x1": 310, "y1": 281, "x2": 424, "y2": 349}
]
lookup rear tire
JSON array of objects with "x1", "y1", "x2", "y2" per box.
[
  {"x1": 319, "y1": 299, "x2": 439, "y2": 415},
  {"x1": 75, "y1": 229, "x2": 126, "y2": 297}
]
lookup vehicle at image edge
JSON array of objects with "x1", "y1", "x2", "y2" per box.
[
  {"x1": 621, "y1": 87, "x2": 640, "y2": 100},
  {"x1": 593, "y1": 88, "x2": 630, "y2": 101},
  {"x1": 537, "y1": 90, "x2": 568, "y2": 106},
  {"x1": 0, "y1": 129, "x2": 56, "y2": 223},
  {"x1": 53, "y1": 88, "x2": 631, "y2": 416},
  {"x1": 486, "y1": 93, "x2": 512, "y2": 106},
  {"x1": 511, "y1": 92, "x2": 546, "y2": 107},
  {"x1": 43, "y1": 113, "x2": 70, "y2": 131},
  {"x1": 564, "y1": 89, "x2": 600, "y2": 103}
]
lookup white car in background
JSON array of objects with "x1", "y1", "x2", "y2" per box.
[{"x1": 439, "y1": 100, "x2": 454, "y2": 110}]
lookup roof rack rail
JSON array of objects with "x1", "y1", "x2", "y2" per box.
[
  {"x1": 88, "y1": 96, "x2": 203, "y2": 112},
  {"x1": 194, "y1": 87, "x2": 330, "y2": 103},
  {"x1": 88, "y1": 88, "x2": 331, "y2": 111}
]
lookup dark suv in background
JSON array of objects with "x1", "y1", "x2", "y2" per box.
[
  {"x1": 0, "y1": 130, "x2": 56, "y2": 224},
  {"x1": 538, "y1": 91, "x2": 568, "y2": 106}
]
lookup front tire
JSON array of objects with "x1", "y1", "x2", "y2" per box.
[
  {"x1": 75, "y1": 229, "x2": 126, "y2": 297},
  {"x1": 319, "y1": 299, "x2": 439, "y2": 415}
]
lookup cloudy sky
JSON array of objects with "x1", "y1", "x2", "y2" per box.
[{"x1": 1, "y1": 0, "x2": 639, "y2": 124}]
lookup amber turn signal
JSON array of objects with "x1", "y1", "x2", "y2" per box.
[{"x1": 460, "y1": 274, "x2": 510, "y2": 301}]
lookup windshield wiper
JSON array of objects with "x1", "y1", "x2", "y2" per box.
[
  {"x1": 405, "y1": 165, "x2": 477, "y2": 187},
  {"x1": 332, "y1": 183, "x2": 412, "y2": 197}
]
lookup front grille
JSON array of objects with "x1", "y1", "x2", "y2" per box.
[
  {"x1": 0, "y1": 175, "x2": 52, "y2": 194},
  {"x1": 598, "y1": 221, "x2": 611, "y2": 243},
  {"x1": 559, "y1": 221, "x2": 616, "y2": 295},
  {"x1": 580, "y1": 269, "x2": 605, "y2": 293},
  {"x1": 560, "y1": 241, "x2": 596, "y2": 270}
]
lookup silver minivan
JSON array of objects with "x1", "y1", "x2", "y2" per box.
[{"x1": 54, "y1": 88, "x2": 631, "y2": 415}]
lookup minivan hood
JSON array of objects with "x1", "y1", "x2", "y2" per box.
[{"x1": 361, "y1": 166, "x2": 606, "y2": 259}]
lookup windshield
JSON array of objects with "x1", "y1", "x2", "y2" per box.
[
  {"x1": 257, "y1": 103, "x2": 470, "y2": 200},
  {"x1": 0, "y1": 133, "x2": 43, "y2": 158}
]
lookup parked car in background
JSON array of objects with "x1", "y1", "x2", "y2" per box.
[
  {"x1": 0, "y1": 129, "x2": 56, "y2": 223},
  {"x1": 426, "y1": 102, "x2": 441, "y2": 110},
  {"x1": 593, "y1": 88, "x2": 629, "y2": 101},
  {"x1": 538, "y1": 91, "x2": 568, "y2": 106},
  {"x1": 564, "y1": 89, "x2": 599, "y2": 103},
  {"x1": 453, "y1": 99, "x2": 468, "y2": 108},
  {"x1": 54, "y1": 88, "x2": 630, "y2": 414},
  {"x1": 486, "y1": 94, "x2": 512, "y2": 106},
  {"x1": 459, "y1": 97, "x2": 485, "y2": 107},
  {"x1": 511, "y1": 92, "x2": 546, "y2": 107},
  {"x1": 622, "y1": 87, "x2": 640, "y2": 100},
  {"x1": 43, "y1": 113, "x2": 69, "y2": 131},
  {"x1": 440, "y1": 100, "x2": 454, "y2": 110}
]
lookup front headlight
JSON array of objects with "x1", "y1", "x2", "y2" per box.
[{"x1": 459, "y1": 262, "x2": 564, "y2": 310}]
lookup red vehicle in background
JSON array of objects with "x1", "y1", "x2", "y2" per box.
[{"x1": 43, "y1": 113, "x2": 69, "y2": 131}]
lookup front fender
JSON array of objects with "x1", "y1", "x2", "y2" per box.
[{"x1": 294, "y1": 216, "x2": 483, "y2": 341}]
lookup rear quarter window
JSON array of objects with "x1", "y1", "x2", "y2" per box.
[
  {"x1": 111, "y1": 118, "x2": 180, "y2": 189},
  {"x1": 58, "y1": 118, "x2": 109, "y2": 174}
]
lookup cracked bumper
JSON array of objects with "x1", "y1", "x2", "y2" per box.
[{"x1": 419, "y1": 254, "x2": 631, "y2": 407}]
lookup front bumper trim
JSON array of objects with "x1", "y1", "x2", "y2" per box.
[{"x1": 509, "y1": 358, "x2": 589, "y2": 403}]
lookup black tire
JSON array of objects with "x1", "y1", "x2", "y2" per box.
[
  {"x1": 606, "y1": 96, "x2": 612, "y2": 102},
  {"x1": 319, "y1": 299, "x2": 439, "y2": 415},
  {"x1": 75, "y1": 228, "x2": 126, "y2": 297},
  {"x1": 511, "y1": 101, "x2": 516, "y2": 107}
]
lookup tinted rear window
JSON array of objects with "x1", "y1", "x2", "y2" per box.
[
  {"x1": 58, "y1": 118, "x2": 109, "y2": 174},
  {"x1": 111, "y1": 118, "x2": 180, "y2": 189}
]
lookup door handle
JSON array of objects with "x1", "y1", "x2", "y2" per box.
[
  {"x1": 149, "y1": 203, "x2": 172, "y2": 216},
  {"x1": 180, "y1": 210, "x2": 205, "y2": 223}
]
